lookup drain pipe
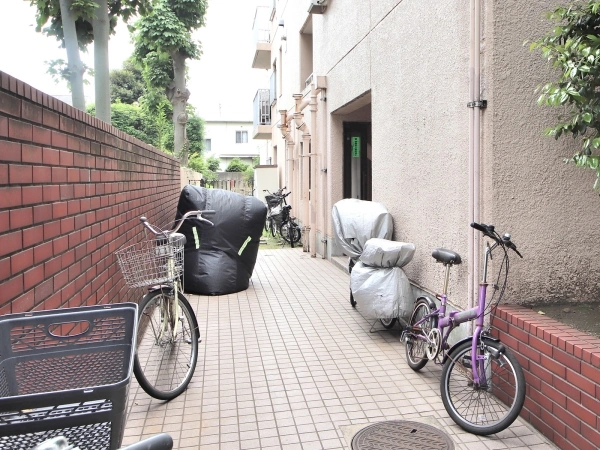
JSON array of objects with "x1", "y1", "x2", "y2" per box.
[
  {"x1": 468, "y1": 0, "x2": 482, "y2": 320},
  {"x1": 309, "y1": 85, "x2": 320, "y2": 258},
  {"x1": 279, "y1": 109, "x2": 295, "y2": 199}
]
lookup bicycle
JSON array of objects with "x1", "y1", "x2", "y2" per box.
[
  {"x1": 116, "y1": 210, "x2": 214, "y2": 400},
  {"x1": 402, "y1": 222, "x2": 525, "y2": 435},
  {"x1": 279, "y1": 199, "x2": 301, "y2": 248},
  {"x1": 263, "y1": 187, "x2": 285, "y2": 236}
]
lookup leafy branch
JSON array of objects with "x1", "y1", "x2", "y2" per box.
[{"x1": 530, "y1": 1, "x2": 600, "y2": 190}]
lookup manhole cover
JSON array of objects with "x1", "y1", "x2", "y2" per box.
[{"x1": 351, "y1": 420, "x2": 455, "y2": 450}]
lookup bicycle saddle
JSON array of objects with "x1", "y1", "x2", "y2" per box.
[{"x1": 432, "y1": 248, "x2": 462, "y2": 265}]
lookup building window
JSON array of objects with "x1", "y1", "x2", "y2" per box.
[
  {"x1": 236, "y1": 131, "x2": 248, "y2": 143},
  {"x1": 204, "y1": 139, "x2": 211, "y2": 152}
]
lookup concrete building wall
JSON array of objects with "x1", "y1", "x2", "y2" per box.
[{"x1": 259, "y1": 0, "x2": 600, "y2": 308}]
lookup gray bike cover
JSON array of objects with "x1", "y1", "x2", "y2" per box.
[
  {"x1": 176, "y1": 185, "x2": 267, "y2": 295},
  {"x1": 331, "y1": 199, "x2": 393, "y2": 261}
]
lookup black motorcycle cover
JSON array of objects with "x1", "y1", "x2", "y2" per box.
[{"x1": 176, "y1": 185, "x2": 267, "y2": 295}]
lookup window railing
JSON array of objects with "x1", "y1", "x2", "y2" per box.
[
  {"x1": 254, "y1": 89, "x2": 271, "y2": 127},
  {"x1": 304, "y1": 73, "x2": 314, "y2": 90}
]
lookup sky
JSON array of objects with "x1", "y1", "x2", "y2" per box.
[{"x1": 0, "y1": 0, "x2": 270, "y2": 120}]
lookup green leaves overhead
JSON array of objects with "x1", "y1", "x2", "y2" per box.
[
  {"x1": 133, "y1": 0, "x2": 208, "y2": 84},
  {"x1": 31, "y1": 0, "x2": 149, "y2": 48},
  {"x1": 530, "y1": 1, "x2": 600, "y2": 191}
]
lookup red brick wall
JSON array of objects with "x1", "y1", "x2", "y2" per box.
[
  {"x1": 0, "y1": 71, "x2": 181, "y2": 315},
  {"x1": 492, "y1": 305, "x2": 600, "y2": 450}
]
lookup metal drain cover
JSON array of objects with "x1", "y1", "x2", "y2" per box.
[{"x1": 351, "y1": 420, "x2": 455, "y2": 450}]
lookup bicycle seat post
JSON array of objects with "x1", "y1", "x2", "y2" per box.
[{"x1": 441, "y1": 263, "x2": 450, "y2": 296}]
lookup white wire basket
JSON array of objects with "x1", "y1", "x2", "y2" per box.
[{"x1": 116, "y1": 235, "x2": 185, "y2": 288}]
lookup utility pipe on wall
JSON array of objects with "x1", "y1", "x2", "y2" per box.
[
  {"x1": 468, "y1": 0, "x2": 482, "y2": 315},
  {"x1": 309, "y1": 85, "x2": 320, "y2": 258}
]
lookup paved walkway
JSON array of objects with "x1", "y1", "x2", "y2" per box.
[{"x1": 122, "y1": 248, "x2": 556, "y2": 450}]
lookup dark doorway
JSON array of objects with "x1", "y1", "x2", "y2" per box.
[{"x1": 343, "y1": 122, "x2": 372, "y2": 200}]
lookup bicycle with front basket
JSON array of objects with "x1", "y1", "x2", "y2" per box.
[
  {"x1": 402, "y1": 222, "x2": 525, "y2": 435},
  {"x1": 116, "y1": 210, "x2": 214, "y2": 400}
]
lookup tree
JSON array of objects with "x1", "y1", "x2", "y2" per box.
[
  {"x1": 226, "y1": 157, "x2": 249, "y2": 173},
  {"x1": 206, "y1": 156, "x2": 221, "y2": 172},
  {"x1": 31, "y1": 0, "x2": 149, "y2": 121},
  {"x1": 530, "y1": 1, "x2": 600, "y2": 191},
  {"x1": 133, "y1": 0, "x2": 208, "y2": 165},
  {"x1": 31, "y1": 0, "x2": 93, "y2": 110},
  {"x1": 110, "y1": 58, "x2": 145, "y2": 104}
]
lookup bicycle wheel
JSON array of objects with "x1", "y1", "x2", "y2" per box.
[
  {"x1": 271, "y1": 220, "x2": 278, "y2": 237},
  {"x1": 264, "y1": 217, "x2": 271, "y2": 233},
  {"x1": 405, "y1": 298, "x2": 437, "y2": 371},
  {"x1": 290, "y1": 221, "x2": 301, "y2": 243},
  {"x1": 380, "y1": 317, "x2": 397, "y2": 329},
  {"x1": 440, "y1": 338, "x2": 526, "y2": 435},
  {"x1": 280, "y1": 221, "x2": 293, "y2": 247},
  {"x1": 134, "y1": 289, "x2": 200, "y2": 400}
]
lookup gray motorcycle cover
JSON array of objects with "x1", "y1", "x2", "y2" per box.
[{"x1": 176, "y1": 185, "x2": 267, "y2": 295}]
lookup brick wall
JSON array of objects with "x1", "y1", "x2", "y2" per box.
[
  {"x1": 0, "y1": 71, "x2": 181, "y2": 315},
  {"x1": 492, "y1": 305, "x2": 600, "y2": 450}
]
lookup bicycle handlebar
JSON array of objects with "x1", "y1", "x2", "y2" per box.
[
  {"x1": 140, "y1": 210, "x2": 215, "y2": 237},
  {"x1": 471, "y1": 222, "x2": 523, "y2": 258}
]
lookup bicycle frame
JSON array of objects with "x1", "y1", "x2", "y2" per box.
[
  {"x1": 411, "y1": 240, "x2": 499, "y2": 385},
  {"x1": 140, "y1": 211, "x2": 214, "y2": 345}
]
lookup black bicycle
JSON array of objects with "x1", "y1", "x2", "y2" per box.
[{"x1": 279, "y1": 200, "x2": 301, "y2": 247}]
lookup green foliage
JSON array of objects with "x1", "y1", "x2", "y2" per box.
[
  {"x1": 206, "y1": 156, "x2": 221, "y2": 172},
  {"x1": 226, "y1": 157, "x2": 249, "y2": 173},
  {"x1": 530, "y1": 1, "x2": 600, "y2": 190},
  {"x1": 45, "y1": 58, "x2": 94, "y2": 86},
  {"x1": 187, "y1": 113, "x2": 205, "y2": 155},
  {"x1": 110, "y1": 58, "x2": 145, "y2": 104},
  {"x1": 133, "y1": 0, "x2": 208, "y2": 91},
  {"x1": 188, "y1": 153, "x2": 218, "y2": 183},
  {"x1": 31, "y1": 0, "x2": 148, "y2": 49},
  {"x1": 110, "y1": 102, "x2": 161, "y2": 143}
]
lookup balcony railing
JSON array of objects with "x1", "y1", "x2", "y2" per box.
[
  {"x1": 254, "y1": 89, "x2": 271, "y2": 126},
  {"x1": 253, "y1": 6, "x2": 271, "y2": 44}
]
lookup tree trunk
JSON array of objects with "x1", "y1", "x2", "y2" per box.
[
  {"x1": 58, "y1": 0, "x2": 85, "y2": 110},
  {"x1": 93, "y1": 0, "x2": 111, "y2": 123},
  {"x1": 170, "y1": 51, "x2": 189, "y2": 166}
]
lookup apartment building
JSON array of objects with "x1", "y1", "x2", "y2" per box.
[
  {"x1": 203, "y1": 119, "x2": 266, "y2": 171},
  {"x1": 250, "y1": 0, "x2": 600, "y2": 313}
]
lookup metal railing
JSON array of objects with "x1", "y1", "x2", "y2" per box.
[{"x1": 254, "y1": 89, "x2": 271, "y2": 126}]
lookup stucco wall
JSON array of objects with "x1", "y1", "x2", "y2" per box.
[
  {"x1": 486, "y1": 1, "x2": 600, "y2": 305},
  {"x1": 268, "y1": 0, "x2": 600, "y2": 307},
  {"x1": 313, "y1": 0, "x2": 472, "y2": 305}
]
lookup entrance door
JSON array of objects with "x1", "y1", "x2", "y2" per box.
[{"x1": 343, "y1": 122, "x2": 371, "y2": 200}]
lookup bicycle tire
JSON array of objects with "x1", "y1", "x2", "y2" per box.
[
  {"x1": 264, "y1": 217, "x2": 271, "y2": 233},
  {"x1": 380, "y1": 317, "x2": 397, "y2": 329},
  {"x1": 133, "y1": 289, "x2": 200, "y2": 400},
  {"x1": 281, "y1": 221, "x2": 301, "y2": 244},
  {"x1": 271, "y1": 220, "x2": 278, "y2": 237},
  {"x1": 440, "y1": 338, "x2": 525, "y2": 435},
  {"x1": 405, "y1": 298, "x2": 437, "y2": 371}
]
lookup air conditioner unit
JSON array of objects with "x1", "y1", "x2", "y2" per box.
[{"x1": 308, "y1": 0, "x2": 327, "y2": 14}]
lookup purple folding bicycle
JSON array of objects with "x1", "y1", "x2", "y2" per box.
[{"x1": 402, "y1": 222, "x2": 526, "y2": 435}]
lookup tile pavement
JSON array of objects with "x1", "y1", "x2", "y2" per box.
[{"x1": 121, "y1": 248, "x2": 557, "y2": 450}]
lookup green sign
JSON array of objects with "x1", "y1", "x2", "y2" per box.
[{"x1": 351, "y1": 137, "x2": 361, "y2": 157}]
